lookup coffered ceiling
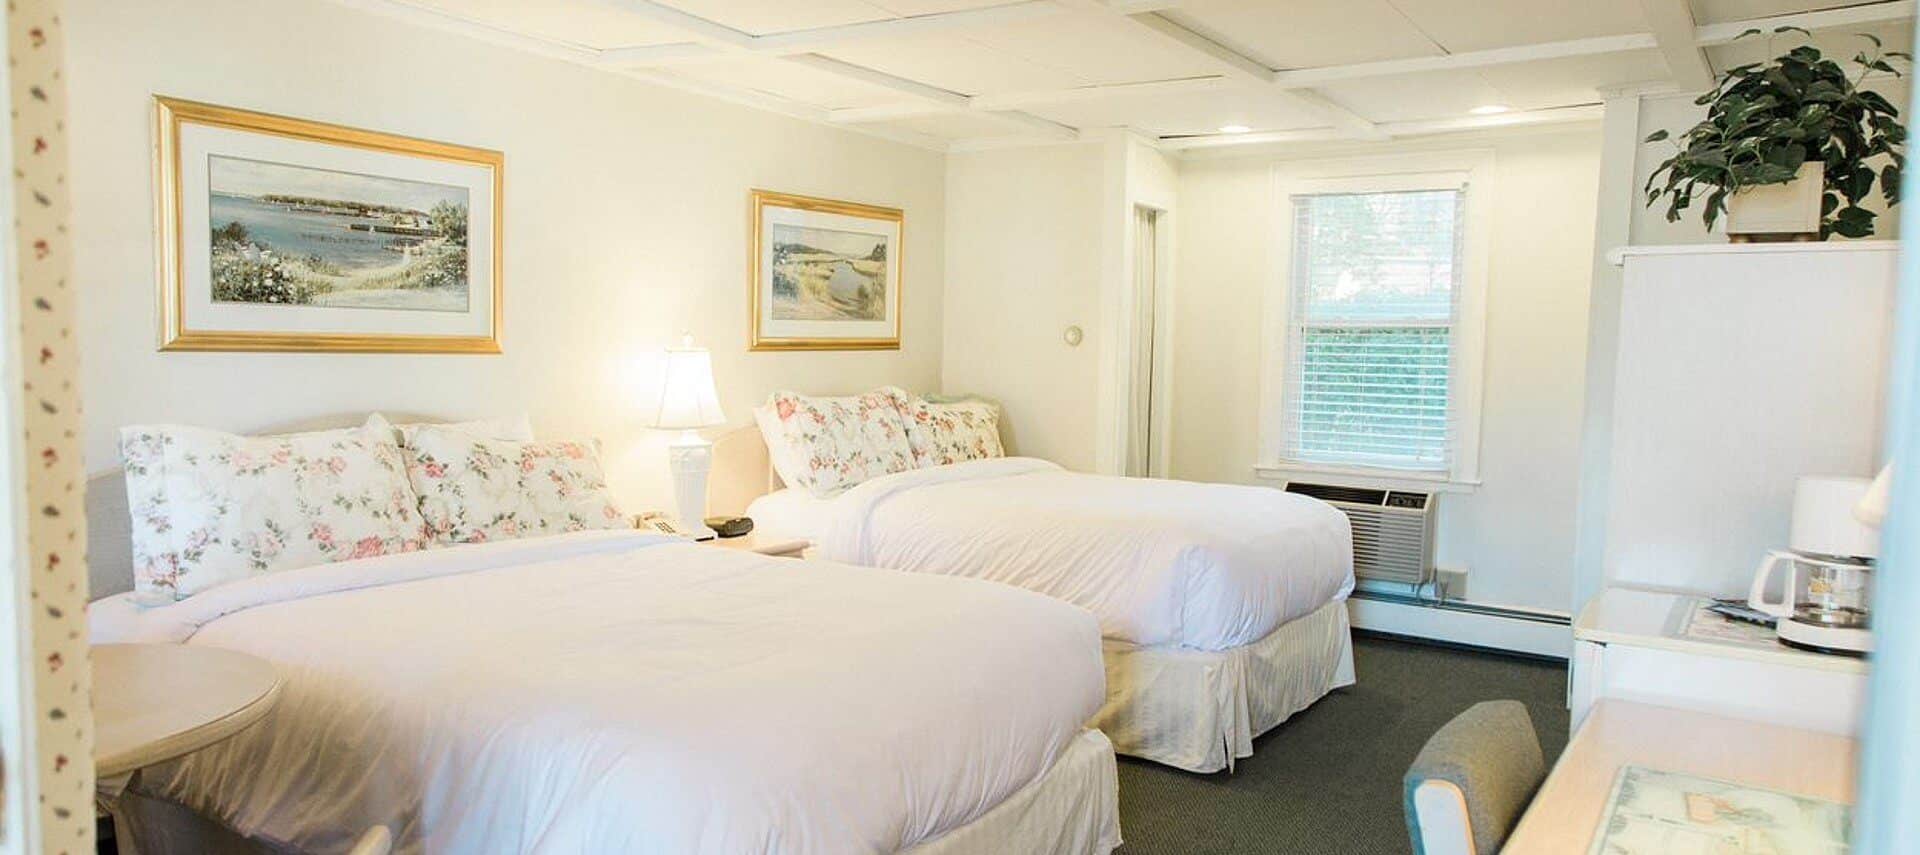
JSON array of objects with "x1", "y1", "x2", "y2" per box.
[{"x1": 346, "y1": 0, "x2": 1917, "y2": 151}]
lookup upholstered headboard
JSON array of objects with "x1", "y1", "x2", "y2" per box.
[
  {"x1": 84, "y1": 412, "x2": 449, "y2": 602},
  {"x1": 709, "y1": 424, "x2": 783, "y2": 518}
]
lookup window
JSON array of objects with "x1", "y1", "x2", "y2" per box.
[{"x1": 1260, "y1": 159, "x2": 1488, "y2": 489}]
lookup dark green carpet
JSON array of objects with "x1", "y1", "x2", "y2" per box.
[{"x1": 1114, "y1": 632, "x2": 1570, "y2": 855}]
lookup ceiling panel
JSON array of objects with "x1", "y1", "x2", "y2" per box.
[
  {"x1": 1023, "y1": 87, "x2": 1329, "y2": 136},
  {"x1": 657, "y1": 0, "x2": 896, "y2": 36},
  {"x1": 1386, "y1": 0, "x2": 1646, "y2": 52},
  {"x1": 1705, "y1": 21, "x2": 1912, "y2": 72},
  {"x1": 1472, "y1": 49, "x2": 1671, "y2": 107},
  {"x1": 1690, "y1": 0, "x2": 1874, "y2": 26},
  {"x1": 963, "y1": 12, "x2": 1224, "y2": 84},
  {"x1": 1167, "y1": 0, "x2": 1441, "y2": 68},
  {"x1": 821, "y1": 32, "x2": 1087, "y2": 95},
  {"x1": 865, "y1": 0, "x2": 1029, "y2": 15},
  {"x1": 1314, "y1": 71, "x2": 1507, "y2": 124},
  {"x1": 665, "y1": 57, "x2": 907, "y2": 109},
  {"x1": 887, "y1": 111, "x2": 1041, "y2": 139},
  {"x1": 399, "y1": 0, "x2": 689, "y2": 50}
]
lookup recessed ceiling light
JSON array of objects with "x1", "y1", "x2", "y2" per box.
[
  {"x1": 1469, "y1": 104, "x2": 1511, "y2": 116},
  {"x1": 1218, "y1": 124, "x2": 1252, "y2": 134}
]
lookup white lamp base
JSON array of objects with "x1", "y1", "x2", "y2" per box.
[{"x1": 667, "y1": 429, "x2": 717, "y2": 541}]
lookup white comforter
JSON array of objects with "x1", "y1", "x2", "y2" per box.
[
  {"x1": 92, "y1": 531, "x2": 1106, "y2": 854},
  {"x1": 765, "y1": 458, "x2": 1354, "y2": 651}
]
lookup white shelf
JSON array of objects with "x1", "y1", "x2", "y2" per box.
[
  {"x1": 1574, "y1": 587, "x2": 1868, "y2": 675},
  {"x1": 1606, "y1": 240, "x2": 1898, "y2": 267}
]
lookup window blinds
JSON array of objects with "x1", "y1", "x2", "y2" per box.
[{"x1": 1283, "y1": 187, "x2": 1464, "y2": 472}]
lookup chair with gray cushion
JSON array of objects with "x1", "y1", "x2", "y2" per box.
[{"x1": 1403, "y1": 700, "x2": 1547, "y2": 855}]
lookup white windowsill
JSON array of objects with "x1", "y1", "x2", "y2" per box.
[{"x1": 1253, "y1": 462, "x2": 1481, "y2": 494}]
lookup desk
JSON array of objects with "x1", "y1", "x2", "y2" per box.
[
  {"x1": 1571, "y1": 587, "x2": 1866, "y2": 734},
  {"x1": 1504, "y1": 700, "x2": 1857, "y2": 853},
  {"x1": 92, "y1": 644, "x2": 281, "y2": 778}
]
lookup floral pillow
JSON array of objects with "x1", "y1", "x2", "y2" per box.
[
  {"x1": 401, "y1": 427, "x2": 628, "y2": 544},
  {"x1": 900, "y1": 395, "x2": 1006, "y2": 468},
  {"x1": 121, "y1": 419, "x2": 429, "y2": 601},
  {"x1": 755, "y1": 388, "x2": 917, "y2": 498},
  {"x1": 366, "y1": 412, "x2": 534, "y2": 447}
]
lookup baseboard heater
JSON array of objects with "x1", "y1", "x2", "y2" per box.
[{"x1": 1350, "y1": 584, "x2": 1571, "y2": 627}]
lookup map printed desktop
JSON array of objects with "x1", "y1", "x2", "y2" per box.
[{"x1": 1590, "y1": 766, "x2": 1851, "y2": 854}]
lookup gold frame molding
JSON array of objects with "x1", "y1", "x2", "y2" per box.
[
  {"x1": 749, "y1": 189, "x2": 902, "y2": 351},
  {"x1": 153, "y1": 96, "x2": 504, "y2": 353}
]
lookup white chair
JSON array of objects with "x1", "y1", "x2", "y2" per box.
[
  {"x1": 347, "y1": 826, "x2": 392, "y2": 855},
  {"x1": 1403, "y1": 701, "x2": 1546, "y2": 855}
]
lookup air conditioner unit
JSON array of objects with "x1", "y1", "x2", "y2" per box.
[{"x1": 1284, "y1": 481, "x2": 1435, "y2": 585}]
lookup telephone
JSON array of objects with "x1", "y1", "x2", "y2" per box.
[{"x1": 636, "y1": 512, "x2": 695, "y2": 538}]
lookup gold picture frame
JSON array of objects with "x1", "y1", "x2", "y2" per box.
[
  {"x1": 154, "y1": 96, "x2": 504, "y2": 353},
  {"x1": 750, "y1": 189, "x2": 903, "y2": 351}
]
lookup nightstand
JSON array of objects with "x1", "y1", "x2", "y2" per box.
[{"x1": 704, "y1": 531, "x2": 811, "y2": 557}]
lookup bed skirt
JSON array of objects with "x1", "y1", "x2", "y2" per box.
[
  {"x1": 109, "y1": 729, "x2": 1120, "y2": 855},
  {"x1": 908, "y1": 728, "x2": 1120, "y2": 854},
  {"x1": 1092, "y1": 597, "x2": 1355, "y2": 773}
]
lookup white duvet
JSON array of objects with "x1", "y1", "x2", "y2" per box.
[
  {"x1": 92, "y1": 531, "x2": 1107, "y2": 854},
  {"x1": 755, "y1": 458, "x2": 1355, "y2": 651}
]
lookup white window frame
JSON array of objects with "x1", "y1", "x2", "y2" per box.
[{"x1": 1253, "y1": 151, "x2": 1492, "y2": 493}]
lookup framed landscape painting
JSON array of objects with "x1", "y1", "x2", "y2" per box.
[
  {"x1": 154, "y1": 97, "x2": 502, "y2": 353},
  {"x1": 750, "y1": 190, "x2": 902, "y2": 351}
]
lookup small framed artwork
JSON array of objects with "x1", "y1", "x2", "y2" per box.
[
  {"x1": 750, "y1": 189, "x2": 902, "y2": 351},
  {"x1": 153, "y1": 96, "x2": 502, "y2": 353}
]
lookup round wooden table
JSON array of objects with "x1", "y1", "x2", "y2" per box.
[{"x1": 91, "y1": 644, "x2": 282, "y2": 778}]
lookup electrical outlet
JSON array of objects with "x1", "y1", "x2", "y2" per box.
[{"x1": 1435, "y1": 565, "x2": 1468, "y2": 601}]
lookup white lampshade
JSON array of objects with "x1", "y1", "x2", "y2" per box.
[
  {"x1": 649, "y1": 337, "x2": 725, "y2": 430},
  {"x1": 1855, "y1": 464, "x2": 1892, "y2": 529},
  {"x1": 1789, "y1": 475, "x2": 1880, "y2": 560}
]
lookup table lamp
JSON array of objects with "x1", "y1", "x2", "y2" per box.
[
  {"x1": 649, "y1": 334, "x2": 726, "y2": 540},
  {"x1": 1855, "y1": 463, "x2": 1893, "y2": 528}
]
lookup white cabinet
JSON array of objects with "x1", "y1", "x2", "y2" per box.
[{"x1": 1570, "y1": 587, "x2": 1867, "y2": 735}]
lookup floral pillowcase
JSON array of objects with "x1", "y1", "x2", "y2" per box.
[
  {"x1": 401, "y1": 426, "x2": 628, "y2": 545},
  {"x1": 755, "y1": 388, "x2": 917, "y2": 498},
  {"x1": 121, "y1": 419, "x2": 430, "y2": 601},
  {"x1": 899, "y1": 395, "x2": 1006, "y2": 468}
]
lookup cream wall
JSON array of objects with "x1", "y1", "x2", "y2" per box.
[
  {"x1": 67, "y1": 0, "x2": 946, "y2": 512},
  {"x1": 1170, "y1": 126, "x2": 1603, "y2": 612},
  {"x1": 942, "y1": 142, "x2": 1105, "y2": 471}
]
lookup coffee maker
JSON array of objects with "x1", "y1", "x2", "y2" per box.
[{"x1": 1747, "y1": 475, "x2": 1880, "y2": 656}]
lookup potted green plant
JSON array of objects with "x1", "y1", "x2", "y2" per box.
[{"x1": 1644, "y1": 28, "x2": 1908, "y2": 240}]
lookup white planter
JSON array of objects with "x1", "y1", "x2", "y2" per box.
[{"x1": 1726, "y1": 162, "x2": 1824, "y2": 239}]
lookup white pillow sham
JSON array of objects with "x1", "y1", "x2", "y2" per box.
[
  {"x1": 900, "y1": 395, "x2": 1006, "y2": 467},
  {"x1": 120, "y1": 418, "x2": 429, "y2": 601},
  {"x1": 755, "y1": 388, "x2": 917, "y2": 498},
  {"x1": 400, "y1": 426, "x2": 628, "y2": 545}
]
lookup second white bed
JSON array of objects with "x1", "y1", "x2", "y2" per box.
[{"x1": 748, "y1": 457, "x2": 1358, "y2": 772}]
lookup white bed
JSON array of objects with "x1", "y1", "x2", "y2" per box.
[
  {"x1": 91, "y1": 529, "x2": 1122, "y2": 854},
  {"x1": 727, "y1": 441, "x2": 1358, "y2": 773}
]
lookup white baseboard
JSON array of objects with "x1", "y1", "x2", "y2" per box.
[{"x1": 1347, "y1": 597, "x2": 1573, "y2": 659}]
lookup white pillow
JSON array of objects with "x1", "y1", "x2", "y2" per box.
[
  {"x1": 755, "y1": 388, "x2": 917, "y2": 498},
  {"x1": 367, "y1": 413, "x2": 534, "y2": 446},
  {"x1": 120, "y1": 417, "x2": 429, "y2": 601},
  {"x1": 400, "y1": 426, "x2": 628, "y2": 544},
  {"x1": 901, "y1": 395, "x2": 1006, "y2": 468}
]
